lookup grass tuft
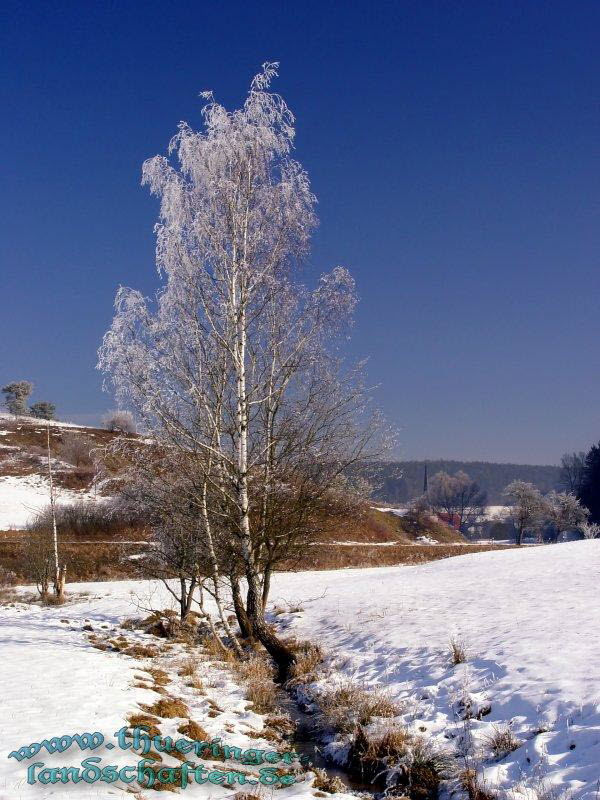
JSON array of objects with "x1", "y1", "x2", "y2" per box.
[
  {"x1": 145, "y1": 697, "x2": 189, "y2": 719},
  {"x1": 484, "y1": 724, "x2": 521, "y2": 760}
]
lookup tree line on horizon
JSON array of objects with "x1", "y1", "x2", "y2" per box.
[{"x1": 369, "y1": 459, "x2": 562, "y2": 505}]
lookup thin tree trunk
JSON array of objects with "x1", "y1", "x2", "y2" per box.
[
  {"x1": 46, "y1": 422, "x2": 65, "y2": 599},
  {"x1": 196, "y1": 584, "x2": 228, "y2": 654},
  {"x1": 231, "y1": 575, "x2": 254, "y2": 640},
  {"x1": 261, "y1": 563, "x2": 272, "y2": 611},
  {"x1": 233, "y1": 267, "x2": 295, "y2": 679},
  {"x1": 180, "y1": 575, "x2": 197, "y2": 621},
  {"x1": 199, "y1": 486, "x2": 244, "y2": 658},
  {"x1": 246, "y1": 570, "x2": 295, "y2": 680}
]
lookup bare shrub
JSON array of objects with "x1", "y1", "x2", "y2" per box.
[
  {"x1": 450, "y1": 635, "x2": 468, "y2": 665},
  {"x1": 59, "y1": 434, "x2": 95, "y2": 470},
  {"x1": 484, "y1": 724, "x2": 521, "y2": 760},
  {"x1": 103, "y1": 410, "x2": 137, "y2": 434},
  {"x1": 19, "y1": 531, "x2": 54, "y2": 596},
  {"x1": 0, "y1": 565, "x2": 18, "y2": 587},
  {"x1": 28, "y1": 499, "x2": 145, "y2": 538}
]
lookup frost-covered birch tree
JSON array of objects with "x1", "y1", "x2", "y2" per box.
[
  {"x1": 98, "y1": 64, "x2": 384, "y2": 677},
  {"x1": 503, "y1": 480, "x2": 545, "y2": 546},
  {"x1": 544, "y1": 490, "x2": 589, "y2": 542}
]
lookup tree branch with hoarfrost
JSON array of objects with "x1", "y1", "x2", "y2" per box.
[{"x1": 98, "y1": 63, "x2": 390, "y2": 677}]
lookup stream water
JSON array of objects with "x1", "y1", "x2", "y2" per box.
[{"x1": 283, "y1": 695, "x2": 377, "y2": 794}]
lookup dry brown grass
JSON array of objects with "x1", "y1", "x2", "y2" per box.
[
  {"x1": 201, "y1": 633, "x2": 237, "y2": 662},
  {"x1": 484, "y1": 725, "x2": 521, "y2": 760},
  {"x1": 264, "y1": 713, "x2": 294, "y2": 732},
  {"x1": 233, "y1": 656, "x2": 278, "y2": 714},
  {"x1": 319, "y1": 681, "x2": 401, "y2": 732},
  {"x1": 124, "y1": 643, "x2": 159, "y2": 659},
  {"x1": 349, "y1": 727, "x2": 451, "y2": 795},
  {"x1": 450, "y1": 635, "x2": 468, "y2": 665},
  {"x1": 177, "y1": 657, "x2": 197, "y2": 677},
  {"x1": 287, "y1": 641, "x2": 323, "y2": 683},
  {"x1": 283, "y1": 542, "x2": 510, "y2": 571},
  {"x1": 127, "y1": 713, "x2": 162, "y2": 738},
  {"x1": 311, "y1": 768, "x2": 347, "y2": 794},
  {"x1": 186, "y1": 675, "x2": 204, "y2": 691},
  {"x1": 145, "y1": 697, "x2": 189, "y2": 719},
  {"x1": 147, "y1": 667, "x2": 170, "y2": 686},
  {"x1": 460, "y1": 769, "x2": 500, "y2": 800},
  {"x1": 359, "y1": 726, "x2": 412, "y2": 764},
  {"x1": 177, "y1": 720, "x2": 209, "y2": 740},
  {"x1": 139, "y1": 761, "x2": 182, "y2": 792}
]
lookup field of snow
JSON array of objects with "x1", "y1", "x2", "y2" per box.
[
  {"x1": 0, "y1": 475, "x2": 99, "y2": 530},
  {"x1": 0, "y1": 413, "x2": 85, "y2": 429},
  {"x1": 279, "y1": 542, "x2": 600, "y2": 799},
  {"x1": 1, "y1": 542, "x2": 598, "y2": 799}
]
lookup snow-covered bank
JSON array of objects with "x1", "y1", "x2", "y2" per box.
[
  {"x1": 0, "y1": 584, "x2": 325, "y2": 800},
  {"x1": 274, "y1": 541, "x2": 600, "y2": 799}
]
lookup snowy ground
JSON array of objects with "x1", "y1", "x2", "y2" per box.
[
  {"x1": 0, "y1": 413, "x2": 85, "y2": 429},
  {"x1": 1, "y1": 542, "x2": 598, "y2": 799},
  {"x1": 0, "y1": 475, "x2": 100, "y2": 530},
  {"x1": 277, "y1": 541, "x2": 600, "y2": 799},
  {"x1": 0, "y1": 582, "x2": 324, "y2": 800}
]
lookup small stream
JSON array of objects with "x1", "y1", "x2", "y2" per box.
[{"x1": 282, "y1": 693, "x2": 377, "y2": 794}]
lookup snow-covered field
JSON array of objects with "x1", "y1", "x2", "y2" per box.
[
  {"x1": 279, "y1": 542, "x2": 600, "y2": 799},
  {"x1": 0, "y1": 475, "x2": 100, "y2": 530},
  {"x1": 1, "y1": 542, "x2": 598, "y2": 799}
]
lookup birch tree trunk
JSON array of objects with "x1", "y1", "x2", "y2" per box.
[{"x1": 47, "y1": 422, "x2": 66, "y2": 600}]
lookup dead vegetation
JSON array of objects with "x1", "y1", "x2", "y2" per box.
[
  {"x1": 286, "y1": 640, "x2": 324, "y2": 684},
  {"x1": 124, "y1": 643, "x2": 159, "y2": 659},
  {"x1": 311, "y1": 768, "x2": 347, "y2": 794},
  {"x1": 144, "y1": 697, "x2": 189, "y2": 719},
  {"x1": 450, "y1": 635, "x2": 468, "y2": 665},
  {"x1": 347, "y1": 725, "x2": 452, "y2": 799},
  {"x1": 233, "y1": 656, "x2": 279, "y2": 714},
  {"x1": 484, "y1": 725, "x2": 521, "y2": 760},
  {"x1": 459, "y1": 768, "x2": 500, "y2": 800},
  {"x1": 127, "y1": 713, "x2": 162, "y2": 738},
  {"x1": 318, "y1": 680, "x2": 401, "y2": 733},
  {"x1": 177, "y1": 720, "x2": 209, "y2": 740}
]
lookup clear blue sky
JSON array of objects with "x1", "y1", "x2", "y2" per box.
[{"x1": 1, "y1": 0, "x2": 598, "y2": 463}]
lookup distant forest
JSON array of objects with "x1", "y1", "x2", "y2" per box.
[{"x1": 368, "y1": 460, "x2": 562, "y2": 505}]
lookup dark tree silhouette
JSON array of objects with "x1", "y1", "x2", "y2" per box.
[{"x1": 579, "y1": 442, "x2": 600, "y2": 524}]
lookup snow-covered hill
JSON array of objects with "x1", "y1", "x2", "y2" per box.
[
  {"x1": 1, "y1": 542, "x2": 598, "y2": 798},
  {"x1": 0, "y1": 416, "x2": 116, "y2": 530}
]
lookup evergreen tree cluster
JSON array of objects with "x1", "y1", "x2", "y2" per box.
[{"x1": 1, "y1": 381, "x2": 56, "y2": 420}]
